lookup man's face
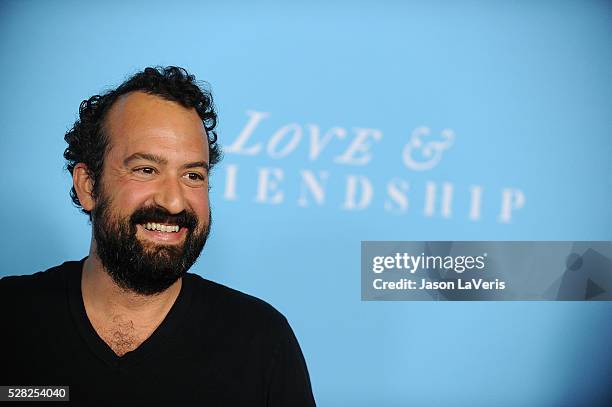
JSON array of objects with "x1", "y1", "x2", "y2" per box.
[{"x1": 91, "y1": 91, "x2": 211, "y2": 295}]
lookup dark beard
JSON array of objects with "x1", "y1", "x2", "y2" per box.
[{"x1": 92, "y1": 195, "x2": 210, "y2": 295}]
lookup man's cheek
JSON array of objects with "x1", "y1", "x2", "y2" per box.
[{"x1": 196, "y1": 206, "x2": 210, "y2": 224}]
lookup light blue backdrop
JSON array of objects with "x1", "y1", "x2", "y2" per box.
[{"x1": 1, "y1": 1, "x2": 611, "y2": 405}]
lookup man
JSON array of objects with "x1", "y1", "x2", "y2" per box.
[{"x1": 0, "y1": 66, "x2": 316, "y2": 406}]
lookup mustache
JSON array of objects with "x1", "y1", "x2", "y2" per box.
[{"x1": 130, "y1": 205, "x2": 198, "y2": 230}]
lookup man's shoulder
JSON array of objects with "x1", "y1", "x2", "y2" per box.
[
  {"x1": 0, "y1": 260, "x2": 80, "y2": 302},
  {"x1": 185, "y1": 273, "x2": 290, "y2": 329}
]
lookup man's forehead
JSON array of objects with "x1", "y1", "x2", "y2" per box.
[
  {"x1": 103, "y1": 91, "x2": 209, "y2": 161},
  {"x1": 105, "y1": 91, "x2": 206, "y2": 133}
]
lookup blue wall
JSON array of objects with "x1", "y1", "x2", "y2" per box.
[{"x1": 1, "y1": 1, "x2": 611, "y2": 405}]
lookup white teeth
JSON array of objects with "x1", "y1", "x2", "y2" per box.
[{"x1": 142, "y1": 223, "x2": 179, "y2": 233}]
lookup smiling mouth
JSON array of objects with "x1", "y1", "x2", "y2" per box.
[{"x1": 141, "y1": 222, "x2": 182, "y2": 233}]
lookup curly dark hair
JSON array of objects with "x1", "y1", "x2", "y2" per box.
[{"x1": 64, "y1": 66, "x2": 221, "y2": 219}]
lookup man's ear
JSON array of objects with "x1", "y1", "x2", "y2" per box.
[{"x1": 73, "y1": 163, "x2": 96, "y2": 212}]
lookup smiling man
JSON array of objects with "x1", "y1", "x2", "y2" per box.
[{"x1": 0, "y1": 67, "x2": 316, "y2": 406}]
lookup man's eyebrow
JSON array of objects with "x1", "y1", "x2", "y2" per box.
[
  {"x1": 183, "y1": 161, "x2": 210, "y2": 171},
  {"x1": 123, "y1": 152, "x2": 168, "y2": 166},
  {"x1": 123, "y1": 152, "x2": 209, "y2": 171}
]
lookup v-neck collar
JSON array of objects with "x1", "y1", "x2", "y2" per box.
[{"x1": 66, "y1": 257, "x2": 194, "y2": 368}]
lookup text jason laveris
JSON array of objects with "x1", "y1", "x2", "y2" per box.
[{"x1": 372, "y1": 278, "x2": 506, "y2": 290}]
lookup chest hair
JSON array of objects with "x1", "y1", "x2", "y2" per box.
[{"x1": 95, "y1": 315, "x2": 152, "y2": 357}]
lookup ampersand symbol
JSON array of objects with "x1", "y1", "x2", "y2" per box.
[{"x1": 402, "y1": 126, "x2": 455, "y2": 171}]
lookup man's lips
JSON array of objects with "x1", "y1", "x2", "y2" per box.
[{"x1": 136, "y1": 223, "x2": 188, "y2": 244}]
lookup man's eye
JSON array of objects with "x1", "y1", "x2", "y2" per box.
[
  {"x1": 185, "y1": 172, "x2": 204, "y2": 181},
  {"x1": 134, "y1": 167, "x2": 155, "y2": 175}
]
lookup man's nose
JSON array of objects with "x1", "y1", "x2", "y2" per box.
[{"x1": 153, "y1": 176, "x2": 186, "y2": 215}]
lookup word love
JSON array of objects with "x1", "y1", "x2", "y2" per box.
[{"x1": 225, "y1": 110, "x2": 453, "y2": 170}]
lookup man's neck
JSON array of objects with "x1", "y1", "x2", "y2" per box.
[{"x1": 81, "y1": 243, "x2": 182, "y2": 356}]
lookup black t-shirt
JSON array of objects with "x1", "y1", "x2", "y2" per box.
[{"x1": 0, "y1": 259, "x2": 316, "y2": 406}]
